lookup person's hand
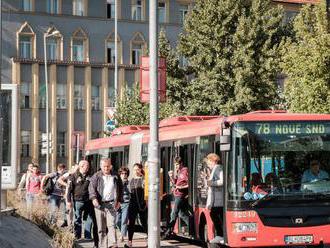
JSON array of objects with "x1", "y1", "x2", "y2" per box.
[
  {"x1": 67, "y1": 201, "x2": 73, "y2": 210},
  {"x1": 114, "y1": 202, "x2": 121, "y2": 211},
  {"x1": 168, "y1": 170, "x2": 173, "y2": 178},
  {"x1": 92, "y1": 199, "x2": 100, "y2": 208},
  {"x1": 207, "y1": 180, "x2": 212, "y2": 187}
]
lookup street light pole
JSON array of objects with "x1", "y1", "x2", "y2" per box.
[
  {"x1": 43, "y1": 30, "x2": 59, "y2": 174},
  {"x1": 114, "y1": 0, "x2": 118, "y2": 107},
  {"x1": 148, "y1": 0, "x2": 160, "y2": 247},
  {"x1": 43, "y1": 34, "x2": 50, "y2": 175}
]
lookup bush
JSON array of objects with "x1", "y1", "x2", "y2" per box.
[{"x1": 7, "y1": 190, "x2": 75, "y2": 248}]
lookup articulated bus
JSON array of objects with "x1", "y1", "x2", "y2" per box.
[{"x1": 85, "y1": 111, "x2": 330, "y2": 247}]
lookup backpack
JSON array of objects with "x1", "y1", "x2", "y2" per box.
[{"x1": 43, "y1": 176, "x2": 55, "y2": 195}]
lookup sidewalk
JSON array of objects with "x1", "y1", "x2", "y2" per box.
[{"x1": 75, "y1": 232, "x2": 203, "y2": 248}]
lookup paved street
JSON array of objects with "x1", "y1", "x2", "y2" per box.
[{"x1": 75, "y1": 232, "x2": 203, "y2": 248}]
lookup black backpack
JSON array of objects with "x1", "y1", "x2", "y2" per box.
[{"x1": 43, "y1": 176, "x2": 55, "y2": 195}]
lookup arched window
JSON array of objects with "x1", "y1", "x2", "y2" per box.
[
  {"x1": 45, "y1": 27, "x2": 63, "y2": 60},
  {"x1": 105, "y1": 32, "x2": 122, "y2": 64},
  {"x1": 17, "y1": 22, "x2": 36, "y2": 59},
  {"x1": 130, "y1": 32, "x2": 146, "y2": 65},
  {"x1": 71, "y1": 28, "x2": 89, "y2": 62}
]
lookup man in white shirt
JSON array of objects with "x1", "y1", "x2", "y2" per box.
[{"x1": 89, "y1": 158, "x2": 123, "y2": 248}]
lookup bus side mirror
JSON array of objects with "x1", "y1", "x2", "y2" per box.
[{"x1": 220, "y1": 127, "x2": 231, "y2": 151}]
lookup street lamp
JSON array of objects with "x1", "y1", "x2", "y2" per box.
[{"x1": 43, "y1": 29, "x2": 60, "y2": 174}]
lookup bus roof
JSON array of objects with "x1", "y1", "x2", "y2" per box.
[{"x1": 85, "y1": 112, "x2": 330, "y2": 152}]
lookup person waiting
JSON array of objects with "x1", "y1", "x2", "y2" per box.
[{"x1": 301, "y1": 160, "x2": 329, "y2": 183}]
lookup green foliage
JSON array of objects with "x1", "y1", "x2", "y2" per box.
[
  {"x1": 179, "y1": 0, "x2": 285, "y2": 115},
  {"x1": 115, "y1": 84, "x2": 149, "y2": 127},
  {"x1": 115, "y1": 29, "x2": 188, "y2": 127},
  {"x1": 281, "y1": 1, "x2": 330, "y2": 113}
]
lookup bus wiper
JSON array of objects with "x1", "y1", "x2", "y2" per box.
[{"x1": 251, "y1": 193, "x2": 279, "y2": 208}]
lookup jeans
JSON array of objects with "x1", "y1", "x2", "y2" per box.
[
  {"x1": 169, "y1": 196, "x2": 190, "y2": 229},
  {"x1": 116, "y1": 202, "x2": 129, "y2": 237},
  {"x1": 26, "y1": 192, "x2": 37, "y2": 211},
  {"x1": 49, "y1": 194, "x2": 67, "y2": 224},
  {"x1": 74, "y1": 200, "x2": 98, "y2": 243}
]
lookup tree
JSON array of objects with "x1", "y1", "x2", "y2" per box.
[
  {"x1": 115, "y1": 30, "x2": 188, "y2": 127},
  {"x1": 179, "y1": 0, "x2": 285, "y2": 115},
  {"x1": 115, "y1": 84, "x2": 149, "y2": 127},
  {"x1": 281, "y1": 1, "x2": 330, "y2": 113}
]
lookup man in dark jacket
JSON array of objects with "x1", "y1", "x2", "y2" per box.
[
  {"x1": 89, "y1": 158, "x2": 122, "y2": 248},
  {"x1": 66, "y1": 160, "x2": 98, "y2": 247}
]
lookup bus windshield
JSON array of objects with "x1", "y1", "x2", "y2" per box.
[{"x1": 228, "y1": 121, "x2": 330, "y2": 205}]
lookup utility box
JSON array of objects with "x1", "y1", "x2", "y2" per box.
[{"x1": 0, "y1": 84, "x2": 18, "y2": 190}]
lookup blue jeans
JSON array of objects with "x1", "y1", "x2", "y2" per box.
[
  {"x1": 26, "y1": 192, "x2": 36, "y2": 210},
  {"x1": 169, "y1": 196, "x2": 190, "y2": 228},
  {"x1": 74, "y1": 200, "x2": 96, "y2": 240},
  {"x1": 49, "y1": 194, "x2": 67, "y2": 224},
  {"x1": 116, "y1": 202, "x2": 129, "y2": 237}
]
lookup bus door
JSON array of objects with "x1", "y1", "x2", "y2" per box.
[
  {"x1": 110, "y1": 147, "x2": 125, "y2": 172},
  {"x1": 175, "y1": 138, "x2": 198, "y2": 236},
  {"x1": 160, "y1": 141, "x2": 174, "y2": 227}
]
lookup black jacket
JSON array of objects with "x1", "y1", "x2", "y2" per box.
[{"x1": 66, "y1": 171, "x2": 91, "y2": 202}]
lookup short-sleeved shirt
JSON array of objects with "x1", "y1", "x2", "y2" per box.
[{"x1": 301, "y1": 169, "x2": 329, "y2": 183}]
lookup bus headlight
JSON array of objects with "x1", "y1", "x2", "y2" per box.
[{"x1": 233, "y1": 223, "x2": 257, "y2": 233}]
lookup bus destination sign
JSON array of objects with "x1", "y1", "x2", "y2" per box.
[{"x1": 255, "y1": 122, "x2": 329, "y2": 135}]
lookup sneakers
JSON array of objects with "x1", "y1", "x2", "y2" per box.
[
  {"x1": 124, "y1": 241, "x2": 132, "y2": 248},
  {"x1": 119, "y1": 235, "x2": 124, "y2": 242},
  {"x1": 209, "y1": 236, "x2": 224, "y2": 244},
  {"x1": 60, "y1": 221, "x2": 68, "y2": 228}
]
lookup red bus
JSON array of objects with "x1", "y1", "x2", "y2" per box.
[{"x1": 85, "y1": 111, "x2": 330, "y2": 247}]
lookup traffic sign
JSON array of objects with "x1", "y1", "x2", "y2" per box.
[{"x1": 105, "y1": 119, "x2": 116, "y2": 132}]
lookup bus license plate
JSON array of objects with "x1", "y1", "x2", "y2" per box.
[{"x1": 285, "y1": 235, "x2": 313, "y2": 244}]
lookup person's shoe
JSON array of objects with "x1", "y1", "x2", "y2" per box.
[
  {"x1": 209, "y1": 236, "x2": 224, "y2": 244},
  {"x1": 119, "y1": 235, "x2": 124, "y2": 242},
  {"x1": 123, "y1": 241, "x2": 132, "y2": 248},
  {"x1": 60, "y1": 221, "x2": 68, "y2": 227}
]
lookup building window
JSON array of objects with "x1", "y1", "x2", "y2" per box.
[
  {"x1": 108, "y1": 87, "x2": 116, "y2": 107},
  {"x1": 22, "y1": 0, "x2": 33, "y2": 11},
  {"x1": 56, "y1": 84, "x2": 66, "y2": 109},
  {"x1": 57, "y1": 132, "x2": 66, "y2": 157},
  {"x1": 20, "y1": 82, "x2": 31, "y2": 108},
  {"x1": 39, "y1": 83, "x2": 47, "y2": 108},
  {"x1": 130, "y1": 32, "x2": 146, "y2": 65},
  {"x1": 158, "y1": 2, "x2": 166, "y2": 23},
  {"x1": 72, "y1": 39, "x2": 84, "y2": 61},
  {"x1": 106, "y1": 32, "x2": 122, "y2": 64},
  {"x1": 73, "y1": 0, "x2": 87, "y2": 16},
  {"x1": 92, "y1": 85, "x2": 100, "y2": 111},
  {"x1": 74, "y1": 85, "x2": 85, "y2": 110},
  {"x1": 47, "y1": 0, "x2": 60, "y2": 14},
  {"x1": 17, "y1": 22, "x2": 35, "y2": 59},
  {"x1": 46, "y1": 37, "x2": 59, "y2": 60},
  {"x1": 131, "y1": 0, "x2": 142, "y2": 21},
  {"x1": 92, "y1": 132, "x2": 102, "y2": 139},
  {"x1": 71, "y1": 28, "x2": 88, "y2": 62},
  {"x1": 19, "y1": 36, "x2": 32, "y2": 59},
  {"x1": 107, "y1": 41, "x2": 115, "y2": 64},
  {"x1": 21, "y1": 131, "x2": 31, "y2": 157},
  {"x1": 107, "y1": 0, "x2": 115, "y2": 18},
  {"x1": 132, "y1": 46, "x2": 142, "y2": 65},
  {"x1": 179, "y1": 5, "x2": 188, "y2": 24}
]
